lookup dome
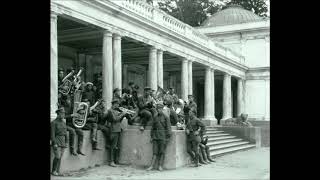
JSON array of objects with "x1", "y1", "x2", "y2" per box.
[{"x1": 201, "y1": 5, "x2": 263, "y2": 27}]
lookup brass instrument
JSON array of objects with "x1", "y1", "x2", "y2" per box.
[
  {"x1": 118, "y1": 107, "x2": 136, "y2": 115},
  {"x1": 58, "y1": 70, "x2": 75, "y2": 95},
  {"x1": 73, "y1": 67, "x2": 84, "y2": 91},
  {"x1": 72, "y1": 90, "x2": 89, "y2": 128}
]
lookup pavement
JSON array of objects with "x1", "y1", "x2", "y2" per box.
[{"x1": 51, "y1": 147, "x2": 270, "y2": 180}]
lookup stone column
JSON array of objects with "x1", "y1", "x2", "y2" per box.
[
  {"x1": 157, "y1": 49, "x2": 163, "y2": 88},
  {"x1": 211, "y1": 68, "x2": 217, "y2": 121},
  {"x1": 221, "y1": 73, "x2": 232, "y2": 121},
  {"x1": 204, "y1": 67, "x2": 212, "y2": 119},
  {"x1": 113, "y1": 34, "x2": 122, "y2": 94},
  {"x1": 188, "y1": 60, "x2": 193, "y2": 95},
  {"x1": 237, "y1": 78, "x2": 244, "y2": 116},
  {"x1": 265, "y1": 79, "x2": 270, "y2": 120},
  {"x1": 51, "y1": 12, "x2": 58, "y2": 121},
  {"x1": 148, "y1": 47, "x2": 157, "y2": 91},
  {"x1": 181, "y1": 58, "x2": 188, "y2": 101},
  {"x1": 102, "y1": 31, "x2": 113, "y2": 111}
]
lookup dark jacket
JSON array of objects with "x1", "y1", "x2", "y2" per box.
[
  {"x1": 169, "y1": 108, "x2": 179, "y2": 126},
  {"x1": 186, "y1": 116, "x2": 205, "y2": 142},
  {"x1": 151, "y1": 111, "x2": 172, "y2": 141},
  {"x1": 51, "y1": 118, "x2": 68, "y2": 147},
  {"x1": 137, "y1": 95, "x2": 153, "y2": 110},
  {"x1": 106, "y1": 108, "x2": 125, "y2": 133}
]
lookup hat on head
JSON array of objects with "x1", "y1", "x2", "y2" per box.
[
  {"x1": 169, "y1": 87, "x2": 174, "y2": 90},
  {"x1": 55, "y1": 107, "x2": 65, "y2": 114},
  {"x1": 113, "y1": 88, "x2": 120, "y2": 94},
  {"x1": 144, "y1": 86, "x2": 151, "y2": 91},
  {"x1": 129, "y1": 82, "x2": 134, "y2": 86},
  {"x1": 58, "y1": 68, "x2": 64, "y2": 72},
  {"x1": 82, "y1": 98, "x2": 89, "y2": 102},
  {"x1": 86, "y1": 82, "x2": 93, "y2": 86}
]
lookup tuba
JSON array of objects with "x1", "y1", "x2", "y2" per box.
[
  {"x1": 72, "y1": 89, "x2": 89, "y2": 128},
  {"x1": 58, "y1": 70, "x2": 75, "y2": 95}
]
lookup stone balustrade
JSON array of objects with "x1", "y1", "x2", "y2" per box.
[{"x1": 110, "y1": 0, "x2": 244, "y2": 64}]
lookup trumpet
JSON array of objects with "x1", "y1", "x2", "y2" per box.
[{"x1": 118, "y1": 107, "x2": 136, "y2": 115}]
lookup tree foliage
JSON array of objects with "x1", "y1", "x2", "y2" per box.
[
  {"x1": 154, "y1": 0, "x2": 268, "y2": 27},
  {"x1": 226, "y1": 0, "x2": 268, "y2": 17}
]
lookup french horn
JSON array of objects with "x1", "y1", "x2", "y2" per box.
[{"x1": 58, "y1": 70, "x2": 75, "y2": 95}]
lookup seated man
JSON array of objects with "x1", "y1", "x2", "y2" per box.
[
  {"x1": 137, "y1": 87, "x2": 156, "y2": 131},
  {"x1": 167, "y1": 101, "x2": 179, "y2": 126},
  {"x1": 198, "y1": 136, "x2": 215, "y2": 164},
  {"x1": 81, "y1": 99, "x2": 101, "y2": 150},
  {"x1": 62, "y1": 94, "x2": 85, "y2": 156}
]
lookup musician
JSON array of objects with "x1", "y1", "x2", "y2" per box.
[
  {"x1": 62, "y1": 94, "x2": 85, "y2": 156},
  {"x1": 168, "y1": 87, "x2": 179, "y2": 105},
  {"x1": 58, "y1": 68, "x2": 64, "y2": 86},
  {"x1": 185, "y1": 108, "x2": 206, "y2": 167},
  {"x1": 166, "y1": 100, "x2": 179, "y2": 126},
  {"x1": 81, "y1": 99, "x2": 101, "y2": 150},
  {"x1": 184, "y1": 95, "x2": 197, "y2": 125},
  {"x1": 105, "y1": 99, "x2": 129, "y2": 167},
  {"x1": 51, "y1": 107, "x2": 68, "y2": 176},
  {"x1": 147, "y1": 101, "x2": 172, "y2": 171},
  {"x1": 128, "y1": 82, "x2": 135, "y2": 95},
  {"x1": 137, "y1": 87, "x2": 156, "y2": 131},
  {"x1": 82, "y1": 82, "x2": 96, "y2": 105}
]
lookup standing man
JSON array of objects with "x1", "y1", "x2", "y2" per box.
[
  {"x1": 184, "y1": 95, "x2": 197, "y2": 125},
  {"x1": 147, "y1": 101, "x2": 172, "y2": 171},
  {"x1": 137, "y1": 87, "x2": 155, "y2": 131},
  {"x1": 51, "y1": 108, "x2": 68, "y2": 176},
  {"x1": 185, "y1": 108, "x2": 206, "y2": 167},
  {"x1": 105, "y1": 99, "x2": 129, "y2": 167}
]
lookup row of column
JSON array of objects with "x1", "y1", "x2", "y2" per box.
[
  {"x1": 202, "y1": 67, "x2": 244, "y2": 122},
  {"x1": 51, "y1": 12, "x2": 243, "y2": 122}
]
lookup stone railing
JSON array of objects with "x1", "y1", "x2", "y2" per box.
[{"x1": 111, "y1": 0, "x2": 244, "y2": 64}]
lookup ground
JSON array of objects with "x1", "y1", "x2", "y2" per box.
[{"x1": 51, "y1": 147, "x2": 269, "y2": 180}]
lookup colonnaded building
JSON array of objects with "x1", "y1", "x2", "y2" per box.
[{"x1": 50, "y1": 0, "x2": 270, "y2": 172}]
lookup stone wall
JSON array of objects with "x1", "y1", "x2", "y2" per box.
[{"x1": 249, "y1": 121, "x2": 270, "y2": 147}]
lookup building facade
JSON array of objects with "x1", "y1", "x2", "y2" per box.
[{"x1": 51, "y1": 0, "x2": 269, "y2": 124}]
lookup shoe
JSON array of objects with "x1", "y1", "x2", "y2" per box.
[
  {"x1": 140, "y1": 127, "x2": 144, "y2": 131},
  {"x1": 51, "y1": 171, "x2": 59, "y2": 176},
  {"x1": 109, "y1": 162, "x2": 117, "y2": 167},
  {"x1": 93, "y1": 147, "x2": 102, "y2": 150},
  {"x1": 158, "y1": 166, "x2": 163, "y2": 171},
  {"x1": 77, "y1": 150, "x2": 86, "y2": 156},
  {"x1": 71, "y1": 151, "x2": 78, "y2": 156},
  {"x1": 146, "y1": 166, "x2": 154, "y2": 171}
]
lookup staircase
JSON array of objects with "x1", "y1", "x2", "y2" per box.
[{"x1": 204, "y1": 126, "x2": 256, "y2": 157}]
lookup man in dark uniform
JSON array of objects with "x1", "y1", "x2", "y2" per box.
[
  {"x1": 147, "y1": 101, "x2": 172, "y2": 171},
  {"x1": 166, "y1": 100, "x2": 179, "y2": 126},
  {"x1": 82, "y1": 82, "x2": 96, "y2": 106},
  {"x1": 105, "y1": 99, "x2": 129, "y2": 167},
  {"x1": 184, "y1": 95, "x2": 197, "y2": 125},
  {"x1": 58, "y1": 68, "x2": 64, "y2": 86},
  {"x1": 185, "y1": 108, "x2": 206, "y2": 167},
  {"x1": 137, "y1": 87, "x2": 156, "y2": 131},
  {"x1": 62, "y1": 95, "x2": 85, "y2": 156},
  {"x1": 82, "y1": 99, "x2": 101, "y2": 150},
  {"x1": 51, "y1": 108, "x2": 68, "y2": 176}
]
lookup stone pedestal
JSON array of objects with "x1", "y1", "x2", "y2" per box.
[{"x1": 119, "y1": 126, "x2": 192, "y2": 169}]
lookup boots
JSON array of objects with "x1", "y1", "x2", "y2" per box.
[
  {"x1": 147, "y1": 155, "x2": 157, "y2": 171},
  {"x1": 51, "y1": 158, "x2": 59, "y2": 175},
  {"x1": 70, "y1": 148, "x2": 78, "y2": 156},
  {"x1": 158, "y1": 154, "x2": 165, "y2": 171},
  {"x1": 194, "y1": 154, "x2": 201, "y2": 167},
  {"x1": 56, "y1": 158, "x2": 62, "y2": 175},
  {"x1": 77, "y1": 138, "x2": 85, "y2": 156},
  {"x1": 205, "y1": 146, "x2": 215, "y2": 162},
  {"x1": 114, "y1": 148, "x2": 121, "y2": 165}
]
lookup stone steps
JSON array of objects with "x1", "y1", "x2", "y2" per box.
[
  {"x1": 209, "y1": 141, "x2": 249, "y2": 151},
  {"x1": 205, "y1": 126, "x2": 256, "y2": 158},
  {"x1": 206, "y1": 138, "x2": 243, "y2": 147},
  {"x1": 210, "y1": 144, "x2": 256, "y2": 157}
]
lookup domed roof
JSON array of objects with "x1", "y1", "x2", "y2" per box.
[{"x1": 201, "y1": 5, "x2": 263, "y2": 27}]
